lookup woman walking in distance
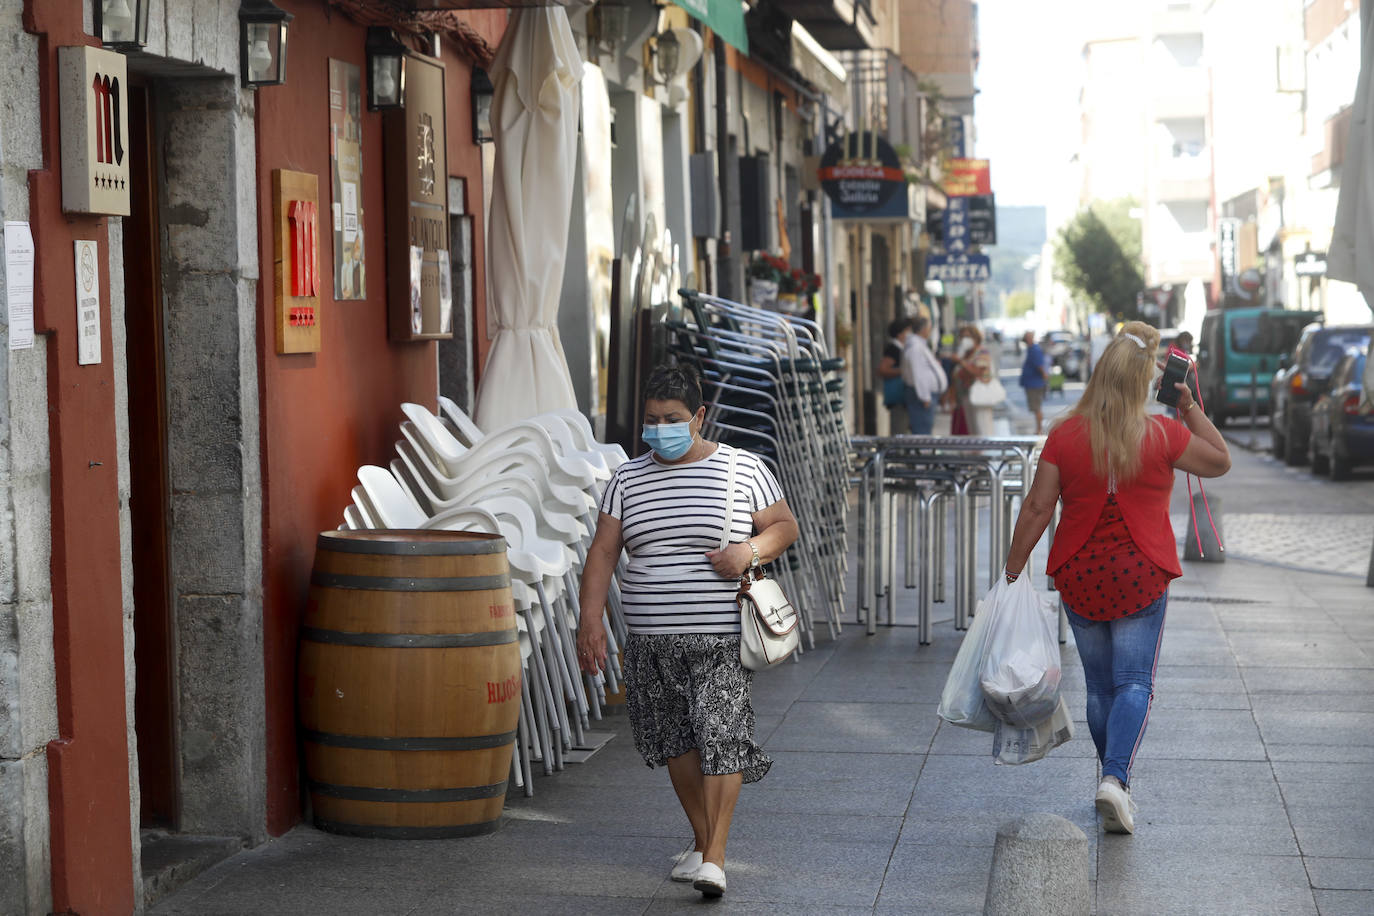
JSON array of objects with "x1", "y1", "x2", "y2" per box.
[
  {"x1": 576, "y1": 364, "x2": 799, "y2": 896},
  {"x1": 1002, "y1": 322, "x2": 1231, "y2": 833}
]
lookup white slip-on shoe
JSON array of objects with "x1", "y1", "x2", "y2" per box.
[
  {"x1": 1095, "y1": 777, "x2": 1136, "y2": 834},
  {"x1": 670, "y1": 851, "x2": 703, "y2": 883},
  {"x1": 693, "y1": 861, "x2": 727, "y2": 897}
]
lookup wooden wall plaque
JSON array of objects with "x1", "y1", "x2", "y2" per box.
[{"x1": 273, "y1": 169, "x2": 323, "y2": 354}]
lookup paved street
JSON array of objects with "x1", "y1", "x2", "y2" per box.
[{"x1": 150, "y1": 377, "x2": 1374, "y2": 915}]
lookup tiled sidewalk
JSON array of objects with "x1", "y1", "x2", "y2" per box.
[{"x1": 152, "y1": 449, "x2": 1374, "y2": 915}]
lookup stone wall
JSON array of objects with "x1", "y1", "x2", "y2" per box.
[{"x1": 0, "y1": 0, "x2": 54, "y2": 911}]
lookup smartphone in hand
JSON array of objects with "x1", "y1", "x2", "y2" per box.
[{"x1": 1156, "y1": 351, "x2": 1191, "y2": 407}]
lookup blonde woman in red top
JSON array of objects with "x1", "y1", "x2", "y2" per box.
[{"x1": 1003, "y1": 321, "x2": 1231, "y2": 834}]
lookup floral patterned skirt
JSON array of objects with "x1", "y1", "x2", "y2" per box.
[{"x1": 622, "y1": 633, "x2": 772, "y2": 784}]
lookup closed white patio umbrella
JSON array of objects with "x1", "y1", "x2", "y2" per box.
[
  {"x1": 473, "y1": 7, "x2": 583, "y2": 430},
  {"x1": 1330, "y1": 0, "x2": 1374, "y2": 302}
]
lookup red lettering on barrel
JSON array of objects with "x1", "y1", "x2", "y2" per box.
[
  {"x1": 488, "y1": 603, "x2": 512, "y2": 619},
  {"x1": 486, "y1": 673, "x2": 521, "y2": 704}
]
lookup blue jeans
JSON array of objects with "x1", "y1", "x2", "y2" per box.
[
  {"x1": 904, "y1": 385, "x2": 936, "y2": 434},
  {"x1": 1064, "y1": 592, "x2": 1168, "y2": 788}
]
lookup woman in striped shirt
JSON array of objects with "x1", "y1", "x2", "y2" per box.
[{"x1": 577, "y1": 365, "x2": 800, "y2": 898}]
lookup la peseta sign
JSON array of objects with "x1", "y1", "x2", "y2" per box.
[{"x1": 818, "y1": 132, "x2": 913, "y2": 222}]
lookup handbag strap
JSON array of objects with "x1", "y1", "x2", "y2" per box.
[{"x1": 718, "y1": 446, "x2": 738, "y2": 551}]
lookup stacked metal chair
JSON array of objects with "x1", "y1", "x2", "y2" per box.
[
  {"x1": 669, "y1": 289, "x2": 850, "y2": 645},
  {"x1": 340, "y1": 402, "x2": 631, "y2": 797}
]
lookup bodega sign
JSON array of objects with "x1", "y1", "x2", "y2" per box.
[
  {"x1": 818, "y1": 131, "x2": 911, "y2": 221},
  {"x1": 59, "y1": 46, "x2": 130, "y2": 216}
]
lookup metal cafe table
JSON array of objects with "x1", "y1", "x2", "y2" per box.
[{"x1": 850, "y1": 435, "x2": 1045, "y2": 645}]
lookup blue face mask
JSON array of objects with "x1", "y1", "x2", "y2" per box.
[{"x1": 642, "y1": 420, "x2": 694, "y2": 460}]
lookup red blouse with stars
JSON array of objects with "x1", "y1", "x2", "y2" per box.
[{"x1": 1055, "y1": 495, "x2": 1174, "y2": 621}]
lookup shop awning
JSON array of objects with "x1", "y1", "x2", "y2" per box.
[
  {"x1": 791, "y1": 21, "x2": 846, "y2": 98},
  {"x1": 672, "y1": 0, "x2": 749, "y2": 54}
]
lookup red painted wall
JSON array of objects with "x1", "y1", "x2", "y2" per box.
[
  {"x1": 258, "y1": 2, "x2": 508, "y2": 834},
  {"x1": 23, "y1": 1, "x2": 137, "y2": 911}
]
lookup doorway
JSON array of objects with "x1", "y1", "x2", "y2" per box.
[{"x1": 124, "y1": 81, "x2": 179, "y2": 830}]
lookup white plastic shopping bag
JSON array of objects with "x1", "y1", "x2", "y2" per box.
[
  {"x1": 979, "y1": 575, "x2": 1062, "y2": 729},
  {"x1": 936, "y1": 578, "x2": 1007, "y2": 733}
]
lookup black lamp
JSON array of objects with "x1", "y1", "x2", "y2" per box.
[
  {"x1": 367, "y1": 28, "x2": 409, "y2": 111},
  {"x1": 97, "y1": 0, "x2": 149, "y2": 50},
  {"x1": 239, "y1": 0, "x2": 292, "y2": 89},
  {"x1": 471, "y1": 67, "x2": 495, "y2": 144}
]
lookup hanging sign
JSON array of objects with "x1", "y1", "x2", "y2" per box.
[
  {"x1": 1294, "y1": 250, "x2": 1328, "y2": 277},
  {"x1": 944, "y1": 158, "x2": 992, "y2": 197},
  {"x1": 272, "y1": 169, "x2": 322, "y2": 354},
  {"x1": 926, "y1": 253, "x2": 991, "y2": 283},
  {"x1": 818, "y1": 132, "x2": 913, "y2": 222},
  {"x1": 58, "y1": 46, "x2": 131, "y2": 216},
  {"x1": 966, "y1": 194, "x2": 997, "y2": 245},
  {"x1": 385, "y1": 54, "x2": 451, "y2": 341},
  {"x1": 943, "y1": 116, "x2": 967, "y2": 158},
  {"x1": 1217, "y1": 217, "x2": 1240, "y2": 292}
]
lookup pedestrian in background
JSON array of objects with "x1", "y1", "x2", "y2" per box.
[
  {"x1": 1019, "y1": 330, "x2": 1050, "y2": 434},
  {"x1": 1001, "y1": 321, "x2": 1231, "y2": 835},
  {"x1": 902, "y1": 316, "x2": 948, "y2": 434},
  {"x1": 879, "y1": 318, "x2": 914, "y2": 434},
  {"x1": 953, "y1": 325, "x2": 996, "y2": 436},
  {"x1": 577, "y1": 364, "x2": 800, "y2": 897}
]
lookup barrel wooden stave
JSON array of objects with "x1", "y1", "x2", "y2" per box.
[{"x1": 299, "y1": 530, "x2": 519, "y2": 838}]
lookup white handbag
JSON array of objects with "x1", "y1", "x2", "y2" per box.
[
  {"x1": 719, "y1": 448, "x2": 800, "y2": 670},
  {"x1": 969, "y1": 376, "x2": 1007, "y2": 407}
]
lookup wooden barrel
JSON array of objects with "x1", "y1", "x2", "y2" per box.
[{"x1": 299, "y1": 530, "x2": 519, "y2": 838}]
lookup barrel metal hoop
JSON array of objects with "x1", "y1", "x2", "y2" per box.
[
  {"x1": 313, "y1": 818, "x2": 503, "y2": 839},
  {"x1": 311, "y1": 571, "x2": 511, "y2": 592},
  {"x1": 301, "y1": 729, "x2": 518, "y2": 751},
  {"x1": 317, "y1": 533, "x2": 508, "y2": 556},
  {"x1": 309, "y1": 780, "x2": 508, "y2": 803},
  {"x1": 300, "y1": 627, "x2": 518, "y2": 648}
]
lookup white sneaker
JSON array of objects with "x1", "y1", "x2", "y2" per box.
[
  {"x1": 1095, "y1": 777, "x2": 1136, "y2": 834},
  {"x1": 693, "y1": 861, "x2": 727, "y2": 897},
  {"x1": 670, "y1": 850, "x2": 703, "y2": 883}
]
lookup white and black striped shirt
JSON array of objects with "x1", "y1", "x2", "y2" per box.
[{"x1": 598, "y1": 443, "x2": 786, "y2": 635}]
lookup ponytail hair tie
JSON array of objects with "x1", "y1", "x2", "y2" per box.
[{"x1": 1122, "y1": 332, "x2": 1146, "y2": 350}]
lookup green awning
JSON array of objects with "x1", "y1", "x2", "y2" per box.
[{"x1": 672, "y1": 0, "x2": 749, "y2": 55}]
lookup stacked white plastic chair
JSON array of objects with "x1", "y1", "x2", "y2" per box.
[
  {"x1": 341, "y1": 401, "x2": 630, "y2": 796},
  {"x1": 669, "y1": 289, "x2": 851, "y2": 644}
]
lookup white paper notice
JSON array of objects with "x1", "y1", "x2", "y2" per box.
[
  {"x1": 74, "y1": 239, "x2": 101, "y2": 365},
  {"x1": 4, "y1": 221, "x2": 35, "y2": 350}
]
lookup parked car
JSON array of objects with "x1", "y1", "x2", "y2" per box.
[
  {"x1": 1271, "y1": 323, "x2": 1373, "y2": 465},
  {"x1": 1155, "y1": 327, "x2": 1183, "y2": 361},
  {"x1": 1043, "y1": 330, "x2": 1086, "y2": 380},
  {"x1": 1308, "y1": 346, "x2": 1374, "y2": 479},
  {"x1": 1196, "y1": 307, "x2": 1321, "y2": 425}
]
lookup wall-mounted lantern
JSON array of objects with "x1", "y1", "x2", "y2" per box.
[
  {"x1": 591, "y1": 2, "x2": 631, "y2": 56},
  {"x1": 98, "y1": 0, "x2": 150, "y2": 50},
  {"x1": 367, "y1": 27, "x2": 409, "y2": 111},
  {"x1": 239, "y1": 0, "x2": 292, "y2": 89},
  {"x1": 471, "y1": 67, "x2": 495, "y2": 144}
]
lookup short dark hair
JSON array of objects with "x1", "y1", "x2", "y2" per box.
[
  {"x1": 887, "y1": 318, "x2": 913, "y2": 338},
  {"x1": 643, "y1": 363, "x2": 703, "y2": 412},
  {"x1": 913, "y1": 316, "x2": 931, "y2": 336}
]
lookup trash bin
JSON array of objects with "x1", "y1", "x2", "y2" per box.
[{"x1": 299, "y1": 530, "x2": 519, "y2": 838}]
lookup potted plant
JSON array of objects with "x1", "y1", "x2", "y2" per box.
[{"x1": 746, "y1": 252, "x2": 788, "y2": 308}]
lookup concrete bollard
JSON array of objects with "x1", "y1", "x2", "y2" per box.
[
  {"x1": 1183, "y1": 491, "x2": 1224, "y2": 562},
  {"x1": 983, "y1": 813, "x2": 1090, "y2": 916}
]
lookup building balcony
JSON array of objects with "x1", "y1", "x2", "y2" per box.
[
  {"x1": 775, "y1": 0, "x2": 876, "y2": 50},
  {"x1": 1151, "y1": 69, "x2": 1208, "y2": 120},
  {"x1": 1155, "y1": 174, "x2": 1210, "y2": 203}
]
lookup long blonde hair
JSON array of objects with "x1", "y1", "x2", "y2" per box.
[{"x1": 1054, "y1": 321, "x2": 1161, "y2": 483}]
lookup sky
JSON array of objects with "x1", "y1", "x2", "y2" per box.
[{"x1": 973, "y1": 0, "x2": 1094, "y2": 210}]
